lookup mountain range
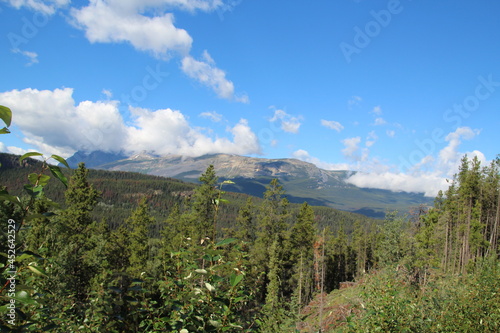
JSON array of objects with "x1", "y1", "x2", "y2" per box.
[{"x1": 66, "y1": 151, "x2": 433, "y2": 218}]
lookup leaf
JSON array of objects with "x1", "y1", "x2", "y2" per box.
[
  {"x1": 230, "y1": 273, "x2": 243, "y2": 288},
  {"x1": 50, "y1": 154, "x2": 70, "y2": 169},
  {"x1": 27, "y1": 265, "x2": 47, "y2": 277},
  {"x1": 28, "y1": 173, "x2": 38, "y2": 185},
  {"x1": 215, "y1": 238, "x2": 237, "y2": 247},
  {"x1": 195, "y1": 269, "x2": 208, "y2": 274},
  {"x1": 209, "y1": 320, "x2": 221, "y2": 328},
  {"x1": 0, "y1": 105, "x2": 12, "y2": 127},
  {"x1": 19, "y1": 152, "x2": 43, "y2": 165},
  {"x1": 16, "y1": 253, "x2": 34, "y2": 262},
  {"x1": 24, "y1": 184, "x2": 44, "y2": 198},
  {"x1": 0, "y1": 191, "x2": 22, "y2": 207},
  {"x1": 48, "y1": 165, "x2": 68, "y2": 187},
  {"x1": 205, "y1": 282, "x2": 215, "y2": 292},
  {"x1": 0, "y1": 127, "x2": 10, "y2": 134},
  {"x1": 19, "y1": 250, "x2": 43, "y2": 259},
  {"x1": 13, "y1": 291, "x2": 37, "y2": 305},
  {"x1": 28, "y1": 173, "x2": 51, "y2": 187},
  {"x1": 229, "y1": 324, "x2": 243, "y2": 329},
  {"x1": 39, "y1": 174, "x2": 52, "y2": 187}
]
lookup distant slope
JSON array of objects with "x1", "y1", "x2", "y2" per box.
[
  {"x1": 0, "y1": 153, "x2": 374, "y2": 230},
  {"x1": 68, "y1": 151, "x2": 433, "y2": 218},
  {"x1": 66, "y1": 150, "x2": 128, "y2": 169}
]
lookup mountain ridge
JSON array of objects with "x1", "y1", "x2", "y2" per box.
[{"x1": 66, "y1": 150, "x2": 433, "y2": 218}]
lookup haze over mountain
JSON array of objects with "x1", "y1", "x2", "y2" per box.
[{"x1": 67, "y1": 150, "x2": 432, "y2": 218}]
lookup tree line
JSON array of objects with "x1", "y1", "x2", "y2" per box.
[{"x1": 0, "y1": 105, "x2": 498, "y2": 331}]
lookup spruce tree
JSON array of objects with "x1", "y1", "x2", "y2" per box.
[
  {"x1": 50, "y1": 162, "x2": 102, "y2": 318},
  {"x1": 126, "y1": 197, "x2": 156, "y2": 277},
  {"x1": 251, "y1": 178, "x2": 289, "y2": 303},
  {"x1": 191, "y1": 164, "x2": 219, "y2": 242},
  {"x1": 235, "y1": 197, "x2": 256, "y2": 243},
  {"x1": 285, "y1": 202, "x2": 316, "y2": 305}
]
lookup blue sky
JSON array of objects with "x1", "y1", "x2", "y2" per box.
[{"x1": 1, "y1": 0, "x2": 500, "y2": 196}]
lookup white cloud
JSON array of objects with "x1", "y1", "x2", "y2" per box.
[
  {"x1": 12, "y1": 49, "x2": 39, "y2": 66},
  {"x1": 290, "y1": 126, "x2": 488, "y2": 198},
  {"x1": 181, "y1": 52, "x2": 247, "y2": 102},
  {"x1": 0, "y1": 88, "x2": 128, "y2": 156},
  {"x1": 437, "y1": 126, "x2": 482, "y2": 177},
  {"x1": 102, "y1": 0, "x2": 224, "y2": 14},
  {"x1": 348, "y1": 95, "x2": 362, "y2": 108},
  {"x1": 102, "y1": 89, "x2": 113, "y2": 98},
  {"x1": 292, "y1": 149, "x2": 350, "y2": 170},
  {"x1": 0, "y1": 87, "x2": 261, "y2": 158},
  {"x1": 5, "y1": 0, "x2": 69, "y2": 15},
  {"x1": 2, "y1": 145, "x2": 33, "y2": 156},
  {"x1": 373, "y1": 117, "x2": 387, "y2": 126},
  {"x1": 126, "y1": 107, "x2": 260, "y2": 156},
  {"x1": 345, "y1": 127, "x2": 486, "y2": 197},
  {"x1": 0, "y1": 140, "x2": 38, "y2": 157},
  {"x1": 70, "y1": 1, "x2": 247, "y2": 101},
  {"x1": 269, "y1": 109, "x2": 302, "y2": 134},
  {"x1": 199, "y1": 111, "x2": 223, "y2": 122},
  {"x1": 321, "y1": 119, "x2": 344, "y2": 132},
  {"x1": 71, "y1": 1, "x2": 193, "y2": 58},
  {"x1": 386, "y1": 129, "x2": 396, "y2": 138},
  {"x1": 347, "y1": 171, "x2": 448, "y2": 197},
  {"x1": 7, "y1": 1, "x2": 246, "y2": 102},
  {"x1": 342, "y1": 136, "x2": 361, "y2": 159},
  {"x1": 228, "y1": 118, "x2": 261, "y2": 155},
  {"x1": 366, "y1": 131, "x2": 377, "y2": 147},
  {"x1": 372, "y1": 105, "x2": 382, "y2": 115}
]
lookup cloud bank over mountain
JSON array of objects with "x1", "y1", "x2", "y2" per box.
[{"x1": 0, "y1": 88, "x2": 260, "y2": 158}]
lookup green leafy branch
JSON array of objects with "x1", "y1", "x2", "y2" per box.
[
  {"x1": 0, "y1": 105, "x2": 70, "y2": 223},
  {"x1": 0, "y1": 105, "x2": 12, "y2": 135},
  {"x1": 212, "y1": 180, "x2": 235, "y2": 243}
]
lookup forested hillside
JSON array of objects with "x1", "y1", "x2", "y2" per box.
[
  {"x1": 0, "y1": 105, "x2": 499, "y2": 332},
  {"x1": 0, "y1": 153, "x2": 374, "y2": 232},
  {"x1": 66, "y1": 151, "x2": 433, "y2": 218}
]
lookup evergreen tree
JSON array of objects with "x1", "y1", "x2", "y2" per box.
[
  {"x1": 191, "y1": 164, "x2": 219, "y2": 242},
  {"x1": 49, "y1": 162, "x2": 102, "y2": 320},
  {"x1": 376, "y1": 211, "x2": 409, "y2": 265},
  {"x1": 251, "y1": 179, "x2": 290, "y2": 303},
  {"x1": 161, "y1": 202, "x2": 185, "y2": 251},
  {"x1": 284, "y1": 202, "x2": 316, "y2": 305},
  {"x1": 256, "y1": 178, "x2": 289, "y2": 245},
  {"x1": 352, "y1": 220, "x2": 369, "y2": 276},
  {"x1": 235, "y1": 197, "x2": 256, "y2": 243},
  {"x1": 126, "y1": 197, "x2": 156, "y2": 277}
]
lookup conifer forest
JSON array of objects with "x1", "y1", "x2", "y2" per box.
[{"x1": 1, "y1": 106, "x2": 499, "y2": 332}]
